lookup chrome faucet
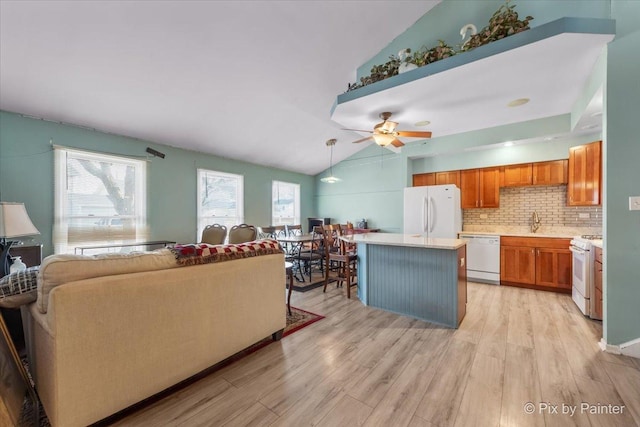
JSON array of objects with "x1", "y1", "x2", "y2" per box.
[{"x1": 532, "y1": 211, "x2": 541, "y2": 233}]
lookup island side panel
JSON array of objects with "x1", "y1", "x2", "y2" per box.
[
  {"x1": 362, "y1": 244, "x2": 460, "y2": 328},
  {"x1": 357, "y1": 243, "x2": 368, "y2": 303},
  {"x1": 458, "y1": 245, "x2": 467, "y2": 326}
]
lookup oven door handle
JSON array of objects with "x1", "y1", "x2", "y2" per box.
[{"x1": 570, "y1": 246, "x2": 586, "y2": 255}]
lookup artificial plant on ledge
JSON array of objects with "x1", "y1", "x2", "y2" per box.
[{"x1": 346, "y1": 0, "x2": 533, "y2": 92}]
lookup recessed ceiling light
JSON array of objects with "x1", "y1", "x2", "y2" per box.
[
  {"x1": 414, "y1": 120, "x2": 431, "y2": 127},
  {"x1": 581, "y1": 123, "x2": 599, "y2": 130},
  {"x1": 507, "y1": 98, "x2": 530, "y2": 107},
  {"x1": 504, "y1": 141, "x2": 514, "y2": 147}
]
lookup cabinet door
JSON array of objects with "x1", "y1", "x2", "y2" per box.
[
  {"x1": 536, "y1": 248, "x2": 572, "y2": 289},
  {"x1": 568, "y1": 141, "x2": 601, "y2": 206},
  {"x1": 413, "y1": 173, "x2": 435, "y2": 187},
  {"x1": 436, "y1": 170, "x2": 461, "y2": 187},
  {"x1": 503, "y1": 164, "x2": 532, "y2": 187},
  {"x1": 460, "y1": 169, "x2": 479, "y2": 208},
  {"x1": 501, "y1": 246, "x2": 536, "y2": 284},
  {"x1": 533, "y1": 160, "x2": 568, "y2": 185},
  {"x1": 594, "y1": 260, "x2": 603, "y2": 319},
  {"x1": 479, "y1": 167, "x2": 501, "y2": 208}
]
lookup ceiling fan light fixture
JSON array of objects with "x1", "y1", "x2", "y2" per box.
[
  {"x1": 372, "y1": 133, "x2": 396, "y2": 147},
  {"x1": 380, "y1": 120, "x2": 398, "y2": 133},
  {"x1": 321, "y1": 138, "x2": 341, "y2": 184}
]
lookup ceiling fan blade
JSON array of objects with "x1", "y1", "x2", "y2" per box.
[
  {"x1": 396, "y1": 130, "x2": 432, "y2": 138},
  {"x1": 352, "y1": 136, "x2": 373, "y2": 144},
  {"x1": 342, "y1": 128, "x2": 374, "y2": 134},
  {"x1": 390, "y1": 138, "x2": 405, "y2": 148}
]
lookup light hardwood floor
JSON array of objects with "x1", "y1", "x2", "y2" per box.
[{"x1": 113, "y1": 283, "x2": 640, "y2": 426}]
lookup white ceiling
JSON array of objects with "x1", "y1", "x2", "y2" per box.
[{"x1": 0, "y1": 0, "x2": 440, "y2": 175}]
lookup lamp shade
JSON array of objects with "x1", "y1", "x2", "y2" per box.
[
  {"x1": 0, "y1": 202, "x2": 40, "y2": 238},
  {"x1": 372, "y1": 133, "x2": 396, "y2": 147}
]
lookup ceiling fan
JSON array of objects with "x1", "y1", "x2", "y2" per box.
[{"x1": 344, "y1": 112, "x2": 432, "y2": 147}]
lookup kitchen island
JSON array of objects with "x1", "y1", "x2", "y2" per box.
[{"x1": 342, "y1": 233, "x2": 467, "y2": 328}]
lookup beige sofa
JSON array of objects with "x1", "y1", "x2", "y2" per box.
[{"x1": 23, "y1": 247, "x2": 286, "y2": 427}]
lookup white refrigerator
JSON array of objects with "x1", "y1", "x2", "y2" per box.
[{"x1": 403, "y1": 185, "x2": 462, "y2": 238}]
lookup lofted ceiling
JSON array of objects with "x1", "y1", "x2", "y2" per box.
[
  {"x1": 0, "y1": 0, "x2": 441, "y2": 175},
  {"x1": 331, "y1": 19, "x2": 614, "y2": 152}
]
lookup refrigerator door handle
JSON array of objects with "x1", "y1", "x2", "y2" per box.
[
  {"x1": 429, "y1": 196, "x2": 435, "y2": 233},
  {"x1": 422, "y1": 197, "x2": 428, "y2": 232}
]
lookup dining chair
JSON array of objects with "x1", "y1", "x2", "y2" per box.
[
  {"x1": 228, "y1": 224, "x2": 258, "y2": 244},
  {"x1": 295, "y1": 228, "x2": 324, "y2": 282},
  {"x1": 274, "y1": 225, "x2": 287, "y2": 239},
  {"x1": 258, "y1": 226, "x2": 277, "y2": 239},
  {"x1": 321, "y1": 225, "x2": 357, "y2": 298},
  {"x1": 201, "y1": 224, "x2": 227, "y2": 245},
  {"x1": 285, "y1": 224, "x2": 303, "y2": 236}
]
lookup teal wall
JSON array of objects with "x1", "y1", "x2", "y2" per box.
[
  {"x1": 603, "y1": 0, "x2": 640, "y2": 345},
  {"x1": 0, "y1": 111, "x2": 315, "y2": 256},
  {"x1": 322, "y1": 0, "x2": 640, "y2": 347}
]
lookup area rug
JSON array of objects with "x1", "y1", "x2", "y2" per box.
[{"x1": 18, "y1": 306, "x2": 324, "y2": 427}]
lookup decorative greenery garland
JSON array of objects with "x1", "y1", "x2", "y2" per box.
[{"x1": 347, "y1": 0, "x2": 533, "y2": 93}]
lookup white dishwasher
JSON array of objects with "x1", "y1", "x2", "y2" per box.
[{"x1": 459, "y1": 234, "x2": 500, "y2": 285}]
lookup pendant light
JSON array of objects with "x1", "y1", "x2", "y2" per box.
[{"x1": 320, "y1": 139, "x2": 341, "y2": 183}]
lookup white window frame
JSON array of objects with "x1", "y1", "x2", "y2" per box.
[
  {"x1": 197, "y1": 169, "x2": 244, "y2": 241},
  {"x1": 53, "y1": 147, "x2": 147, "y2": 254},
  {"x1": 271, "y1": 180, "x2": 300, "y2": 226}
]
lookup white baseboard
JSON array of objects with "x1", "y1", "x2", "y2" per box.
[{"x1": 599, "y1": 337, "x2": 640, "y2": 359}]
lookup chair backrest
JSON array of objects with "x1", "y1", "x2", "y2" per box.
[
  {"x1": 228, "y1": 224, "x2": 258, "y2": 244},
  {"x1": 285, "y1": 224, "x2": 302, "y2": 237},
  {"x1": 258, "y1": 226, "x2": 276, "y2": 239},
  {"x1": 274, "y1": 225, "x2": 287, "y2": 239},
  {"x1": 201, "y1": 224, "x2": 227, "y2": 245}
]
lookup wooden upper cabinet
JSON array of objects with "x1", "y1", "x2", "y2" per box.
[
  {"x1": 413, "y1": 173, "x2": 435, "y2": 187},
  {"x1": 568, "y1": 140, "x2": 601, "y2": 206},
  {"x1": 460, "y1": 169, "x2": 481, "y2": 208},
  {"x1": 503, "y1": 164, "x2": 532, "y2": 187},
  {"x1": 479, "y1": 167, "x2": 500, "y2": 208},
  {"x1": 460, "y1": 167, "x2": 500, "y2": 208},
  {"x1": 533, "y1": 160, "x2": 568, "y2": 185},
  {"x1": 435, "y1": 170, "x2": 461, "y2": 187}
]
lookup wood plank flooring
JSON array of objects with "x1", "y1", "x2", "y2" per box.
[{"x1": 112, "y1": 283, "x2": 640, "y2": 426}]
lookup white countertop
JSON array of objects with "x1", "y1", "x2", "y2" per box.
[
  {"x1": 460, "y1": 226, "x2": 602, "y2": 239},
  {"x1": 342, "y1": 233, "x2": 466, "y2": 250},
  {"x1": 590, "y1": 240, "x2": 603, "y2": 249}
]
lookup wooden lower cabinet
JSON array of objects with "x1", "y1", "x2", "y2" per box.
[
  {"x1": 593, "y1": 247, "x2": 603, "y2": 320},
  {"x1": 535, "y1": 248, "x2": 572, "y2": 290},
  {"x1": 500, "y1": 236, "x2": 572, "y2": 292},
  {"x1": 500, "y1": 246, "x2": 535, "y2": 284}
]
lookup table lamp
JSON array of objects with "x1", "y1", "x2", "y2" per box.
[{"x1": 0, "y1": 202, "x2": 40, "y2": 276}]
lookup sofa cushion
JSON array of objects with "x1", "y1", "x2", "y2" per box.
[
  {"x1": 0, "y1": 266, "x2": 40, "y2": 308},
  {"x1": 37, "y1": 249, "x2": 178, "y2": 313},
  {"x1": 169, "y1": 239, "x2": 283, "y2": 266}
]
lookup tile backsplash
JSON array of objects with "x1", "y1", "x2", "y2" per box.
[{"x1": 463, "y1": 185, "x2": 602, "y2": 228}]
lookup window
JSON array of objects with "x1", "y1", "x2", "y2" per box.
[
  {"x1": 53, "y1": 148, "x2": 147, "y2": 254},
  {"x1": 272, "y1": 181, "x2": 300, "y2": 226},
  {"x1": 197, "y1": 169, "x2": 244, "y2": 240}
]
